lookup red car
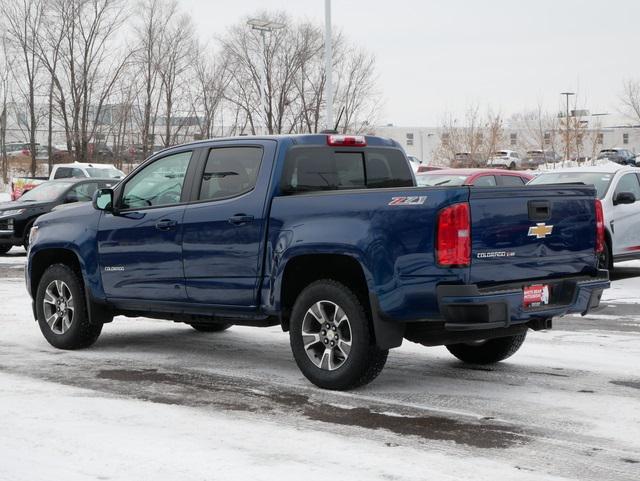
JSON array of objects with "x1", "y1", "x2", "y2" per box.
[{"x1": 415, "y1": 168, "x2": 534, "y2": 187}]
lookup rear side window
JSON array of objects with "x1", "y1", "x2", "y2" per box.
[
  {"x1": 500, "y1": 175, "x2": 525, "y2": 186},
  {"x1": 281, "y1": 147, "x2": 413, "y2": 194},
  {"x1": 199, "y1": 147, "x2": 263, "y2": 201},
  {"x1": 54, "y1": 167, "x2": 72, "y2": 179},
  {"x1": 472, "y1": 175, "x2": 496, "y2": 187}
]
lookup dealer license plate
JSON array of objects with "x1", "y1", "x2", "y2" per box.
[{"x1": 523, "y1": 284, "x2": 550, "y2": 308}]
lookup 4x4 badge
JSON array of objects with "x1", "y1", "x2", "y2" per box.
[{"x1": 528, "y1": 223, "x2": 554, "y2": 239}]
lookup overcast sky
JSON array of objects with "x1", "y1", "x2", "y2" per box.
[{"x1": 179, "y1": 0, "x2": 638, "y2": 126}]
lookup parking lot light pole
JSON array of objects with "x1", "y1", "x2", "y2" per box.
[
  {"x1": 247, "y1": 19, "x2": 286, "y2": 134},
  {"x1": 324, "y1": 0, "x2": 333, "y2": 131},
  {"x1": 561, "y1": 92, "x2": 575, "y2": 161}
]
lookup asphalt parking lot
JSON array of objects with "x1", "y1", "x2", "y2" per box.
[{"x1": 1, "y1": 249, "x2": 639, "y2": 481}]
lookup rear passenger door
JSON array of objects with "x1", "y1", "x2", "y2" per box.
[{"x1": 181, "y1": 140, "x2": 277, "y2": 306}]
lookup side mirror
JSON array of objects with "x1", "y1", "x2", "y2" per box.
[
  {"x1": 613, "y1": 191, "x2": 636, "y2": 206},
  {"x1": 93, "y1": 188, "x2": 114, "y2": 212}
]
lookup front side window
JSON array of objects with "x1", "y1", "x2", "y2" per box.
[
  {"x1": 67, "y1": 182, "x2": 99, "y2": 202},
  {"x1": 199, "y1": 147, "x2": 263, "y2": 201},
  {"x1": 614, "y1": 173, "x2": 640, "y2": 200},
  {"x1": 121, "y1": 151, "x2": 191, "y2": 209}
]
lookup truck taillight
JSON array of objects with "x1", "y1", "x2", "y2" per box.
[
  {"x1": 437, "y1": 202, "x2": 470, "y2": 267},
  {"x1": 595, "y1": 199, "x2": 605, "y2": 254},
  {"x1": 327, "y1": 135, "x2": 367, "y2": 147}
]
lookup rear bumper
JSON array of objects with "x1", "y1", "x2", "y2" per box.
[{"x1": 437, "y1": 271, "x2": 610, "y2": 331}]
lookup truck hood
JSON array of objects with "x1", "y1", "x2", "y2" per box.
[{"x1": 35, "y1": 201, "x2": 96, "y2": 225}]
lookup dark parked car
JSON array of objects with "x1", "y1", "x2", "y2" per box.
[
  {"x1": 0, "y1": 178, "x2": 115, "y2": 253},
  {"x1": 524, "y1": 150, "x2": 561, "y2": 168},
  {"x1": 597, "y1": 148, "x2": 637, "y2": 166}
]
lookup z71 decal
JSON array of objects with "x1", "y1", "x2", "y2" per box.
[{"x1": 388, "y1": 196, "x2": 427, "y2": 206}]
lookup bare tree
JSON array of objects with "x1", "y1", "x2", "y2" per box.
[
  {"x1": 221, "y1": 12, "x2": 379, "y2": 135},
  {"x1": 621, "y1": 79, "x2": 640, "y2": 123},
  {"x1": 334, "y1": 45, "x2": 380, "y2": 134},
  {"x1": 157, "y1": 10, "x2": 193, "y2": 147},
  {"x1": 190, "y1": 42, "x2": 229, "y2": 139},
  {"x1": 55, "y1": 0, "x2": 130, "y2": 161},
  {"x1": 0, "y1": 34, "x2": 16, "y2": 183},
  {"x1": 2, "y1": 0, "x2": 45, "y2": 175}
]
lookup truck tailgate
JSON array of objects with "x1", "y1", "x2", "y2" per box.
[{"x1": 469, "y1": 185, "x2": 598, "y2": 286}]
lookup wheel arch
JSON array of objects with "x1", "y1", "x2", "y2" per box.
[
  {"x1": 278, "y1": 253, "x2": 404, "y2": 349},
  {"x1": 30, "y1": 248, "x2": 112, "y2": 324}
]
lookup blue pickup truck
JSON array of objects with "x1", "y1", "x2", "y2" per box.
[{"x1": 26, "y1": 134, "x2": 609, "y2": 390}]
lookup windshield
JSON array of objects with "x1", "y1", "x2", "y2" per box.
[
  {"x1": 86, "y1": 167, "x2": 124, "y2": 179},
  {"x1": 492, "y1": 151, "x2": 508, "y2": 157},
  {"x1": 528, "y1": 172, "x2": 613, "y2": 199},
  {"x1": 19, "y1": 182, "x2": 72, "y2": 202},
  {"x1": 416, "y1": 174, "x2": 469, "y2": 186}
]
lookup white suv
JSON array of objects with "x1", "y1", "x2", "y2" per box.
[
  {"x1": 528, "y1": 163, "x2": 640, "y2": 269},
  {"x1": 50, "y1": 162, "x2": 124, "y2": 180},
  {"x1": 487, "y1": 150, "x2": 522, "y2": 170}
]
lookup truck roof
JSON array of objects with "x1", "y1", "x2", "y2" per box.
[{"x1": 150, "y1": 134, "x2": 402, "y2": 157}]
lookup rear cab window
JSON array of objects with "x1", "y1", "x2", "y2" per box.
[{"x1": 280, "y1": 147, "x2": 413, "y2": 194}]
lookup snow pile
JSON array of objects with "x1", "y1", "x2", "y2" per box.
[
  {"x1": 536, "y1": 159, "x2": 622, "y2": 171},
  {"x1": 602, "y1": 260, "x2": 640, "y2": 304}
]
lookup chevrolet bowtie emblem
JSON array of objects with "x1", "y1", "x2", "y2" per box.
[{"x1": 528, "y1": 223, "x2": 554, "y2": 239}]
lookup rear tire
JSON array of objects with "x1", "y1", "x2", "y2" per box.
[
  {"x1": 36, "y1": 264, "x2": 102, "y2": 350},
  {"x1": 289, "y1": 279, "x2": 388, "y2": 390},
  {"x1": 446, "y1": 331, "x2": 527, "y2": 364},
  {"x1": 598, "y1": 239, "x2": 613, "y2": 271},
  {"x1": 189, "y1": 323, "x2": 232, "y2": 333}
]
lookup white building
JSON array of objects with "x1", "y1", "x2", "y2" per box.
[{"x1": 372, "y1": 113, "x2": 640, "y2": 165}]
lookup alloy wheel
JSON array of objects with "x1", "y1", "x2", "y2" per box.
[
  {"x1": 43, "y1": 280, "x2": 75, "y2": 334},
  {"x1": 301, "y1": 300, "x2": 352, "y2": 371}
]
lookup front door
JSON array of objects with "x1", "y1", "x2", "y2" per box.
[
  {"x1": 182, "y1": 141, "x2": 275, "y2": 306},
  {"x1": 611, "y1": 172, "x2": 640, "y2": 256},
  {"x1": 98, "y1": 150, "x2": 194, "y2": 302}
]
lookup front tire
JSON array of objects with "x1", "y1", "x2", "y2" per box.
[
  {"x1": 22, "y1": 220, "x2": 35, "y2": 250},
  {"x1": 36, "y1": 264, "x2": 102, "y2": 350},
  {"x1": 446, "y1": 331, "x2": 527, "y2": 364},
  {"x1": 289, "y1": 280, "x2": 388, "y2": 390}
]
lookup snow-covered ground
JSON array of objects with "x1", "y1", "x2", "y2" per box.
[{"x1": 0, "y1": 254, "x2": 639, "y2": 481}]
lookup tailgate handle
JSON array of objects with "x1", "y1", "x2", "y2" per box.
[{"x1": 528, "y1": 200, "x2": 551, "y2": 221}]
